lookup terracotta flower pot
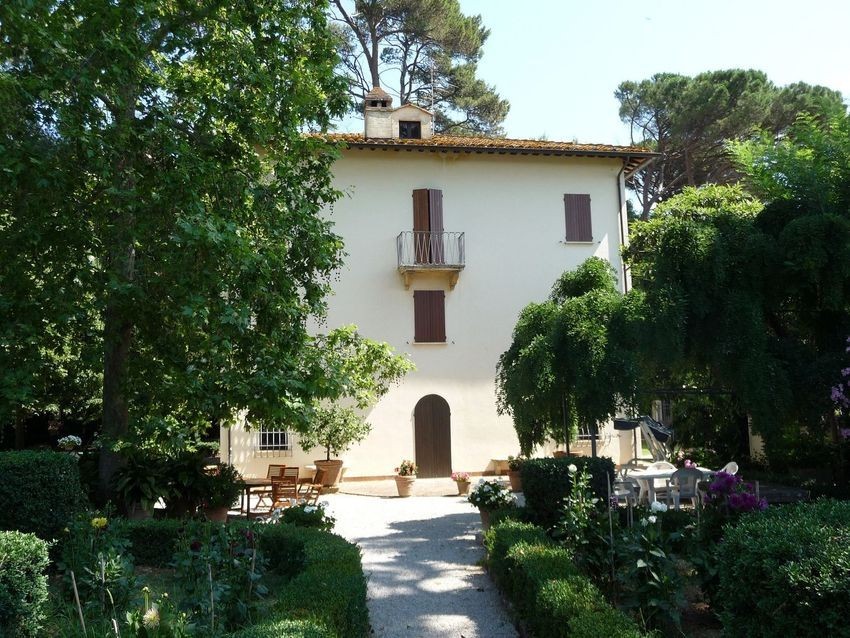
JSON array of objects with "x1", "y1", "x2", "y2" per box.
[
  {"x1": 203, "y1": 506, "x2": 229, "y2": 523},
  {"x1": 478, "y1": 508, "x2": 491, "y2": 531},
  {"x1": 508, "y1": 470, "x2": 523, "y2": 493},
  {"x1": 394, "y1": 475, "x2": 416, "y2": 497},
  {"x1": 314, "y1": 459, "x2": 344, "y2": 492},
  {"x1": 456, "y1": 480, "x2": 470, "y2": 496}
]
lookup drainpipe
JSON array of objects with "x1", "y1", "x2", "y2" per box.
[{"x1": 616, "y1": 159, "x2": 630, "y2": 293}]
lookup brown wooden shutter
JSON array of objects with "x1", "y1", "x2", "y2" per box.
[
  {"x1": 413, "y1": 290, "x2": 446, "y2": 343},
  {"x1": 564, "y1": 194, "x2": 592, "y2": 242},
  {"x1": 413, "y1": 189, "x2": 430, "y2": 263},
  {"x1": 428, "y1": 189, "x2": 444, "y2": 264}
]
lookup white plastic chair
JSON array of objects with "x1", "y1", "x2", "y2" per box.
[
  {"x1": 717, "y1": 461, "x2": 739, "y2": 475},
  {"x1": 669, "y1": 467, "x2": 703, "y2": 510},
  {"x1": 638, "y1": 461, "x2": 675, "y2": 502}
]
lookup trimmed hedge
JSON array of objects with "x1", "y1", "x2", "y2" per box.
[
  {"x1": 0, "y1": 531, "x2": 50, "y2": 637},
  {"x1": 0, "y1": 451, "x2": 87, "y2": 540},
  {"x1": 717, "y1": 499, "x2": 850, "y2": 637},
  {"x1": 521, "y1": 456, "x2": 615, "y2": 529},
  {"x1": 484, "y1": 520, "x2": 643, "y2": 638}
]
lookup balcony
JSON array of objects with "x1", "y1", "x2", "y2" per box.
[{"x1": 396, "y1": 231, "x2": 465, "y2": 289}]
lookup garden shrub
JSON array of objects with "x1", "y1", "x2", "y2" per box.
[
  {"x1": 717, "y1": 499, "x2": 850, "y2": 638},
  {"x1": 118, "y1": 518, "x2": 186, "y2": 567},
  {"x1": 484, "y1": 519, "x2": 549, "y2": 587},
  {"x1": 521, "y1": 456, "x2": 615, "y2": 529},
  {"x1": 484, "y1": 519, "x2": 644, "y2": 638},
  {"x1": 258, "y1": 524, "x2": 368, "y2": 637},
  {"x1": 0, "y1": 531, "x2": 50, "y2": 637},
  {"x1": 227, "y1": 617, "x2": 333, "y2": 638},
  {"x1": 0, "y1": 451, "x2": 87, "y2": 539}
]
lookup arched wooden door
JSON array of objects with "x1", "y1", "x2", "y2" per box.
[{"x1": 414, "y1": 394, "x2": 452, "y2": 478}]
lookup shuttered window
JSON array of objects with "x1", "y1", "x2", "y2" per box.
[
  {"x1": 413, "y1": 290, "x2": 446, "y2": 343},
  {"x1": 412, "y1": 188, "x2": 445, "y2": 264},
  {"x1": 564, "y1": 193, "x2": 592, "y2": 242}
]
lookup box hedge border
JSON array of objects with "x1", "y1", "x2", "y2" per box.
[{"x1": 484, "y1": 519, "x2": 644, "y2": 638}]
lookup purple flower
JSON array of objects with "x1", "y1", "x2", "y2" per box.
[{"x1": 840, "y1": 428, "x2": 850, "y2": 441}]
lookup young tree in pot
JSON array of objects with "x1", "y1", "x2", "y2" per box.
[
  {"x1": 295, "y1": 326, "x2": 414, "y2": 487},
  {"x1": 298, "y1": 406, "x2": 370, "y2": 488}
]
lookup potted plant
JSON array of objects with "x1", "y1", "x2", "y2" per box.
[
  {"x1": 298, "y1": 406, "x2": 371, "y2": 491},
  {"x1": 507, "y1": 455, "x2": 526, "y2": 492},
  {"x1": 112, "y1": 452, "x2": 167, "y2": 520},
  {"x1": 468, "y1": 479, "x2": 515, "y2": 530},
  {"x1": 201, "y1": 464, "x2": 243, "y2": 522},
  {"x1": 394, "y1": 460, "x2": 418, "y2": 497},
  {"x1": 451, "y1": 471, "x2": 471, "y2": 495}
]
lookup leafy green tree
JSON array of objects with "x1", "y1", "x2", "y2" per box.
[
  {"x1": 497, "y1": 258, "x2": 643, "y2": 456},
  {"x1": 1, "y1": 0, "x2": 349, "y2": 495},
  {"x1": 617, "y1": 70, "x2": 846, "y2": 219},
  {"x1": 625, "y1": 128, "x2": 850, "y2": 462},
  {"x1": 297, "y1": 326, "x2": 414, "y2": 461},
  {"x1": 331, "y1": 0, "x2": 509, "y2": 135}
]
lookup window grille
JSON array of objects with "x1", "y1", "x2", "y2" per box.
[{"x1": 254, "y1": 426, "x2": 293, "y2": 457}]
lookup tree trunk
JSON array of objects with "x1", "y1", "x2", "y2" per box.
[
  {"x1": 97, "y1": 83, "x2": 138, "y2": 502},
  {"x1": 14, "y1": 408, "x2": 25, "y2": 449}
]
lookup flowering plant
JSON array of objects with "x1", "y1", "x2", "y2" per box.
[
  {"x1": 395, "y1": 460, "x2": 418, "y2": 476},
  {"x1": 706, "y1": 471, "x2": 767, "y2": 513},
  {"x1": 58, "y1": 435, "x2": 82, "y2": 451},
  {"x1": 468, "y1": 479, "x2": 514, "y2": 511},
  {"x1": 451, "y1": 471, "x2": 470, "y2": 483}
]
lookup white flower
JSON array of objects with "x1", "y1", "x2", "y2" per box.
[
  {"x1": 304, "y1": 506, "x2": 316, "y2": 514},
  {"x1": 142, "y1": 606, "x2": 160, "y2": 629},
  {"x1": 650, "y1": 501, "x2": 668, "y2": 513},
  {"x1": 567, "y1": 464, "x2": 578, "y2": 473},
  {"x1": 640, "y1": 518, "x2": 649, "y2": 527},
  {"x1": 289, "y1": 498, "x2": 298, "y2": 507},
  {"x1": 647, "y1": 515, "x2": 657, "y2": 524}
]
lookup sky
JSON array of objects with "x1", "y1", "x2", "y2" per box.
[{"x1": 338, "y1": 0, "x2": 850, "y2": 146}]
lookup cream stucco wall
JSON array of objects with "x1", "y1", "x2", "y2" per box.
[{"x1": 224, "y1": 149, "x2": 631, "y2": 478}]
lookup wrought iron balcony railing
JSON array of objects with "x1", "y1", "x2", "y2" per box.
[{"x1": 396, "y1": 231, "x2": 465, "y2": 269}]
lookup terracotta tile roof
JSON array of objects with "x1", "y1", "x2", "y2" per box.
[{"x1": 318, "y1": 132, "x2": 658, "y2": 176}]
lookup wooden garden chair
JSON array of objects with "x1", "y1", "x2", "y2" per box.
[
  {"x1": 300, "y1": 469, "x2": 326, "y2": 504},
  {"x1": 270, "y1": 475, "x2": 299, "y2": 510},
  {"x1": 254, "y1": 464, "x2": 286, "y2": 511}
]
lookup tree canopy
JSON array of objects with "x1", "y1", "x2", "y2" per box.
[
  {"x1": 497, "y1": 258, "x2": 643, "y2": 455},
  {"x1": 617, "y1": 70, "x2": 846, "y2": 219},
  {"x1": 625, "y1": 113, "x2": 850, "y2": 457},
  {"x1": 0, "y1": 0, "x2": 353, "y2": 492},
  {"x1": 331, "y1": 0, "x2": 509, "y2": 135}
]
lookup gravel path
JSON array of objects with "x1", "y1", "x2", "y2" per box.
[{"x1": 325, "y1": 491, "x2": 518, "y2": 638}]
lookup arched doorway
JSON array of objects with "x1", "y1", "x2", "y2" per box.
[{"x1": 414, "y1": 394, "x2": 452, "y2": 478}]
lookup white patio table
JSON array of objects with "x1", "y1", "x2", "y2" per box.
[{"x1": 628, "y1": 466, "x2": 714, "y2": 503}]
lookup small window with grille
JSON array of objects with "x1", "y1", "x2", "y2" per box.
[{"x1": 255, "y1": 426, "x2": 292, "y2": 456}]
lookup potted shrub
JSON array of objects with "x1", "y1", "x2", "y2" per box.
[
  {"x1": 112, "y1": 452, "x2": 167, "y2": 520},
  {"x1": 507, "y1": 455, "x2": 525, "y2": 492},
  {"x1": 201, "y1": 464, "x2": 243, "y2": 522},
  {"x1": 394, "y1": 460, "x2": 418, "y2": 497},
  {"x1": 298, "y1": 406, "x2": 371, "y2": 491},
  {"x1": 468, "y1": 479, "x2": 514, "y2": 530},
  {"x1": 451, "y1": 471, "x2": 471, "y2": 495}
]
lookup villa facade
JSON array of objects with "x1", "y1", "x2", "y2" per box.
[{"x1": 223, "y1": 90, "x2": 655, "y2": 479}]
